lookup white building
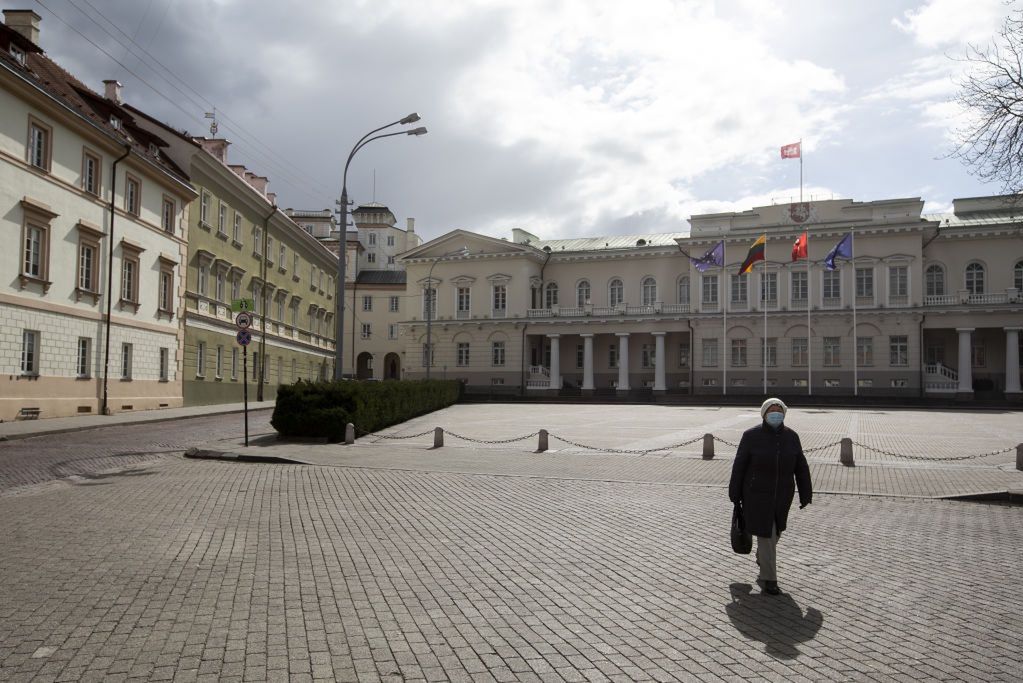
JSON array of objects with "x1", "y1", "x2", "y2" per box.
[
  {"x1": 0, "y1": 11, "x2": 196, "y2": 420},
  {"x1": 400, "y1": 196, "x2": 1023, "y2": 402}
]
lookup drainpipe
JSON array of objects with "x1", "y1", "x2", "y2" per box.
[
  {"x1": 918, "y1": 314, "x2": 926, "y2": 398},
  {"x1": 687, "y1": 318, "x2": 695, "y2": 395},
  {"x1": 520, "y1": 323, "x2": 528, "y2": 396},
  {"x1": 256, "y1": 202, "x2": 276, "y2": 402},
  {"x1": 101, "y1": 146, "x2": 132, "y2": 416}
]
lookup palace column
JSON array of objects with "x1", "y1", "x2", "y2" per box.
[
  {"x1": 956, "y1": 327, "x2": 974, "y2": 398},
  {"x1": 616, "y1": 333, "x2": 630, "y2": 392},
  {"x1": 653, "y1": 332, "x2": 666, "y2": 392},
  {"x1": 581, "y1": 333, "x2": 595, "y2": 391},
  {"x1": 1005, "y1": 327, "x2": 1021, "y2": 397},
  {"x1": 547, "y1": 334, "x2": 561, "y2": 392}
]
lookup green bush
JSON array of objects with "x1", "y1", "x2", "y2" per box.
[{"x1": 271, "y1": 379, "x2": 461, "y2": 442}]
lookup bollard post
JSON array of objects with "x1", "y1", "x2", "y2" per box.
[
  {"x1": 345, "y1": 423, "x2": 355, "y2": 445},
  {"x1": 840, "y1": 437, "x2": 855, "y2": 466},
  {"x1": 537, "y1": 429, "x2": 548, "y2": 453},
  {"x1": 433, "y1": 427, "x2": 444, "y2": 449},
  {"x1": 1017, "y1": 443, "x2": 1022, "y2": 471},
  {"x1": 703, "y1": 433, "x2": 714, "y2": 460}
]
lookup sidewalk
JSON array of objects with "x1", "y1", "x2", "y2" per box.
[{"x1": 0, "y1": 400, "x2": 275, "y2": 441}]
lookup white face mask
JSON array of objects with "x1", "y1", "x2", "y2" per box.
[{"x1": 765, "y1": 412, "x2": 784, "y2": 428}]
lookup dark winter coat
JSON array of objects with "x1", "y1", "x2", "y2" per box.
[{"x1": 728, "y1": 422, "x2": 813, "y2": 538}]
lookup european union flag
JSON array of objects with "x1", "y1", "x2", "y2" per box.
[
  {"x1": 691, "y1": 240, "x2": 725, "y2": 272},
  {"x1": 824, "y1": 233, "x2": 852, "y2": 271}
]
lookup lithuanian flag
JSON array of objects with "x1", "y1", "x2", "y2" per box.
[{"x1": 739, "y1": 235, "x2": 766, "y2": 274}]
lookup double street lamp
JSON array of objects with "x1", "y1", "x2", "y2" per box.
[
  {"x1": 334, "y1": 114, "x2": 427, "y2": 380},
  {"x1": 425, "y1": 246, "x2": 469, "y2": 380}
]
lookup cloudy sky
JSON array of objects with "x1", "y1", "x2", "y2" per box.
[{"x1": 26, "y1": 0, "x2": 1016, "y2": 241}]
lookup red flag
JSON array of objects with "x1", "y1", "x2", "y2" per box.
[
  {"x1": 792, "y1": 232, "x2": 807, "y2": 261},
  {"x1": 780, "y1": 142, "x2": 801, "y2": 159}
]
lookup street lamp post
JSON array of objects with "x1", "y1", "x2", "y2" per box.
[
  {"x1": 425, "y1": 246, "x2": 469, "y2": 380},
  {"x1": 335, "y1": 114, "x2": 427, "y2": 380}
]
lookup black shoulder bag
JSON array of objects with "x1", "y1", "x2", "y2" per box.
[{"x1": 731, "y1": 505, "x2": 752, "y2": 554}]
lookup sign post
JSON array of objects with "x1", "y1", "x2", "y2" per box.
[{"x1": 236, "y1": 313, "x2": 253, "y2": 446}]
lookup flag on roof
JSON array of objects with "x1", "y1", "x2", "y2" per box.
[
  {"x1": 824, "y1": 233, "x2": 853, "y2": 271},
  {"x1": 781, "y1": 142, "x2": 801, "y2": 159},
  {"x1": 690, "y1": 240, "x2": 724, "y2": 272},
  {"x1": 739, "y1": 235, "x2": 767, "y2": 275},
  {"x1": 791, "y1": 232, "x2": 808, "y2": 261}
]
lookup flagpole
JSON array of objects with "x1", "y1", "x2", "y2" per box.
[
  {"x1": 851, "y1": 228, "x2": 857, "y2": 397},
  {"x1": 807, "y1": 232, "x2": 812, "y2": 396},
  {"x1": 722, "y1": 242, "x2": 727, "y2": 396},
  {"x1": 799, "y1": 138, "x2": 803, "y2": 204},
  {"x1": 763, "y1": 262, "x2": 768, "y2": 395}
]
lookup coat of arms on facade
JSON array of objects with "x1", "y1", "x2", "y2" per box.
[{"x1": 789, "y1": 202, "x2": 811, "y2": 223}]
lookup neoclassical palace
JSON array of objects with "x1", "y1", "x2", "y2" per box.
[{"x1": 399, "y1": 195, "x2": 1023, "y2": 401}]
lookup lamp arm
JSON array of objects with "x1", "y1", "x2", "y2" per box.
[{"x1": 342, "y1": 129, "x2": 420, "y2": 193}]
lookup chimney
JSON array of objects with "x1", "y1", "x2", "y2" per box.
[
  {"x1": 3, "y1": 9, "x2": 41, "y2": 45},
  {"x1": 103, "y1": 79, "x2": 123, "y2": 104},
  {"x1": 242, "y1": 172, "x2": 269, "y2": 196},
  {"x1": 266, "y1": 192, "x2": 277, "y2": 205},
  {"x1": 406, "y1": 217, "x2": 415, "y2": 233},
  {"x1": 228, "y1": 164, "x2": 247, "y2": 178},
  {"x1": 196, "y1": 138, "x2": 230, "y2": 164}
]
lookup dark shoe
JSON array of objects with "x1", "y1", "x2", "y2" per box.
[{"x1": 764, "y1": 581, "x2": 781, "y2": 595}]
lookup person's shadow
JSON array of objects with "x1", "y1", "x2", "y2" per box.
[{"x1": 725, "y1": 583, "x2": 823, "y2": 659}]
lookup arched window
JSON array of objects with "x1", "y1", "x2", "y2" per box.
[
  {"x1": 1015, "y1": 260, "x2": 1023, "y2": 292},
  {"x1": 544, "y1": 282, "x2": 558, "y2": 308},
  {"x1": 609, "y1": 278, "x2": 624, "y2": 307},
  {"x1": 925, "y1": 264, "x2": 945, "y2": 297},
  {"x1": 965, "y1": 263, "x2": 985, "y2": 295},
  {"x1": 641, "y1": 277, "x2": 657, "y2": 306},
  {"x1": 678, "y1": 276, "x2": 690, "y2": 304},
  {"x1": 576, "y1": 280, "x2": 590, "y2": 307}
]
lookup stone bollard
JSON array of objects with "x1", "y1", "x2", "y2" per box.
[
  {"x1": 433, "y1": 427, "x2": 444, "y2": 448},
  {"x1": 840, "y1": 437, "x2": 855, "y2": 466},
  {"x1": 1017, "y1": 443, "x2": 1022, "y2": 471},
  {"x1": 537, "y1": 429, "x2": 548, "y2": 453},
  {"x1": 703, "y1": 433, "x2": 714, "y2": 459},
  {"x1": 345, "y1": 423, "x2": 355, "y2": 445}
]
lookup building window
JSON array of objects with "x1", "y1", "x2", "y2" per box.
[
  {"x1": 761, "y1": 338, "x2": 777, "y2": 367},
  {"x1": 730, "y1": 274, "x2": 747, "y2": 304},
  {"x1": 22, "y1": 222, "x2": 48, "y2": 282},
  {"x1": 215, "y1": 270, "x2": 225, "y2": 302},
  {"x1": 389, "y1": 296, "x2": 399, "y2": 312},
  {"x1": 120, "y1": 343, "x2": 133, "y2": 380},
  {"x1": 368, "y1": 232, "x2": 377, "y2": 246},
  {"x1": 791, "y1": 337, "x2": 808, "y2": 367},
  {"x1": 678, "y1": 277, "x2": 690, "y2": 304},
  {"x1": 215, "y1": 345, "x2": 224, "y2": 379},
  {"x1": 971, "y1": 343, "x2": 986, "y2": 367},
  {"x1": 196, "y1": 342, "x2": 206, "y2": 377},
  {"x1": 858, "y1": 337, "x2": 874, "y2": 366},
  {"x1": 231, "y1": 348, "x2": 238, "y2": 380},
  {"x1": 423, "y1": 287, "x2": 436, "y2": 318},
  {"x1": 609, "y1": 279, "x2": 624, "y2": 307},
  {"x1": 576, "y1": 344, "x2": 584, "y2": 369},
  {"x1": 925, "y1": 264, "x2": 945, "y2": 297},
  {"x1": 388, "y1": 324, "x2": 398, "y2": 339},
  {"x1": 125, "y1": 175, "x2": 141, "y2": 216},
  {"x1": 21, "y1": 330, "x2": 40, "y2": 375},
  {"x1": 367, "y1": 253, "x2": 376, "y2": 264},
  {"x1": 233, "y1": 212, "x2": 242, "y2": 243},
  {"x1": 730, "y1": 339, "x2": 747, "y2": 367},
  {"x1": 161, "y1": 197, "x2": 176, "y2": 233},
  {"x1": 197, "y1": 263, "x2": 208, "y2": 297},
  {"x1": 544, "y1": 282, "x2": 558, "y2": 308},
  {"x1": 577, "y1": 280, "x2": 590, "y2": 307},
  {"x1": 702, "y1": 338, "x2": 718, "y2": 367},
  {"x1": 791, "y1": 271, "x2": 808, "y2": 303},
  {"x1": 387, "y1": 235, "x2": 395, "y2": 246},
  {"x1": 363, "y1": 295, "x2": 373, "y2": 311},
  {"x1": 458, "y1": 287, "x2": 471, "y2": 315},
  {"x1": 792, "y1": 378, "x2": 808, "y2": 388},
  {"x1": 77, "y1": 232, "x2": 100, "y2": 296},
  {"x1": 293, "y1": 253, "x2": 300, "y2": 276},
  {"x1": 231, "y1": 275, "x2": 241, "y2": 301},
  {"x1": 889, "y1": 335, "x2": 908, "y2": 366},
  {"x1": 855, "y1": 267, "x2": 873, "y2": 298},
  {"x1": 82, "y1": 149, "x2": 101, "y2": 195},
  {"x1": 760, "y1": 272, "x2": 777, "y2": 303},
  {"x1": 823, "y1": 270, "x2": 841, "y2": 300},
  {"x1": 609, "y1": 343, "x2": 618, "y2": 368},
  {"x1": 77, "y1": 337, "x2": 91, "y2": 377},
  {"x1": 890, "y1": 378, "x2": 908, "y2": 388},
  {"x1": 121, "y1": 251, "x2": 140, "y2": 304},
  {"x1": 276, "y1": 296, "x2": 284, "y2": 321},
  {"x1": 422, "y1": 344, "x2": 434, "y2": 367},
  {"x1": 889, "y1": 265, "x2": 908, "y2": 299},
  {"x1": 823, "y1": 337, "x2": 841, "y2": 366},
  {"x1": 493, "y1": 285, "x2": 506, "y2": 313},
  {"x1": 824, "y1": 379, "x2": 840, "y2": 388},
  {"x1": 28, "y1": 117, "x2": 51, "y2": 171},
  {"x1": 492, "y1": 341, "x2": 505, "y2": 367},
  {"x1": 200, "y1": 191, "x2": 211, "y2": 225},
  {"x1": 678, "y1": 343, "x2": 690, "y2": 368},
  {"x1": 965, "y1": 263, "x2": 985, "y2": 295},
  {"x1": 361, "y1": 323, "x2": 371, "y2": 339},
  {"x1": 218, "y1": 202, "x2": 228, "y2": 235},
  {"x1": 641, "y1": 344, "x2": 654, "y2": 368},
  {"x1": 457, "y1": 342, "x2": 470, "y2": 367},
  {"x1": 266, "y1": 237, "x2": 274, "y2": 264},
  {"x1": 701, "y1": 275, "x2": 718, "y2": 305},
  {"x1": 254, "y1": 227, "x2": 263, "y2": 258},
  {"x1": 641, "y1": 277, "x2": 657, "y2": 306},
  {"x1": 159, "y1": 348, "x2": 170, "y2": 381},
  {"x1": 159, "y1": 267, "x2": 174, "y2": 313},
  {"x1": 279, "y1": 245, "x2": 287, "y2": 269}
]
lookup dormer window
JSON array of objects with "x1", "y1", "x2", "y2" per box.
[
  {"x1": 148, "y1": 143, "x2": 159, "y2": 156},
  {"x1": 9, "y1": 44, "x2": 26, "y2": 66},
  {"x1": 110, "y1": 116, "x2": 121, "y2": 130}
]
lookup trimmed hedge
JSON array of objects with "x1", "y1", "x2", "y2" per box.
[{"x1": 271, "y1": 379, "x2": 461, "y2": 442}]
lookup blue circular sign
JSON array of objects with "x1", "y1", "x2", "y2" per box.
[{"x1": 236, "y1": 329, "x2": 252, "y2": 346}]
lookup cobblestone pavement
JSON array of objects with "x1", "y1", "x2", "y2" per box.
[
  {"x1": 0, "y1": 410, "x2": 273, "y2": 495},
  {"x1": 0, "y1": 457, "x2": 1021, "y2": 682}
]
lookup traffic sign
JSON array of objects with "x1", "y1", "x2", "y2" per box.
[
  {"x1": 236, "y1": 329, "x2": 252, "y2": 346},
  {"x1": 231, "y1": 298, "x2": 254, "y2": 313},
  {"x1": 235, "y1": 312, "x2": 252, "y2": 329}
]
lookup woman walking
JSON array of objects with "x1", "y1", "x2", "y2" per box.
[{"x1": 728, "y1": 398, "x2": 813, "y2": 595}]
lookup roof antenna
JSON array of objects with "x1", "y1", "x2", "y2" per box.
[{"x1": 204, "y1": 107, "x2": 218, "y2": 136}]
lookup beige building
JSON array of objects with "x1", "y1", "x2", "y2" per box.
[
  {"x1": 0, "y1": 11, "x2": 196, "y2": 420},
  {"x1": 400, "y1": 196, "x2": 1023, "y2": 402}
]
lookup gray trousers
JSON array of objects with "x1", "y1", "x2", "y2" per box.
[{"x1": 756, "y1": 524, "x2": 779, "y2": 582}]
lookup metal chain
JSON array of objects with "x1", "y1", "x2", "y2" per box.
[
  {"x1": 445, "y1": 431, "x2": 540, "y2": 444},
  {"x1": 714, "y1": 436, "x2": 740, "y2": 448},
  {"x1": 548, "y1": 433, "x2": 704, "y2": 455},
  {"x1": 804, "y1": 440, "x2": 843, "y2": 453},
  {"x1": 357, "y1": 427, "x2": 435, "y2": 440},
  {"x1": 850, "y1": 440, "x2": 1014, "y2": 462}
]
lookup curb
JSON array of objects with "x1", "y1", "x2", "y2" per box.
[{"x1": 183, "y1": 447, "x2": 299, "y2": 464}]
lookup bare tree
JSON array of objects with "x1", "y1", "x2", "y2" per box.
[{"x1": 954, "y1": 10, "x2": 1023, "y2": 195}]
